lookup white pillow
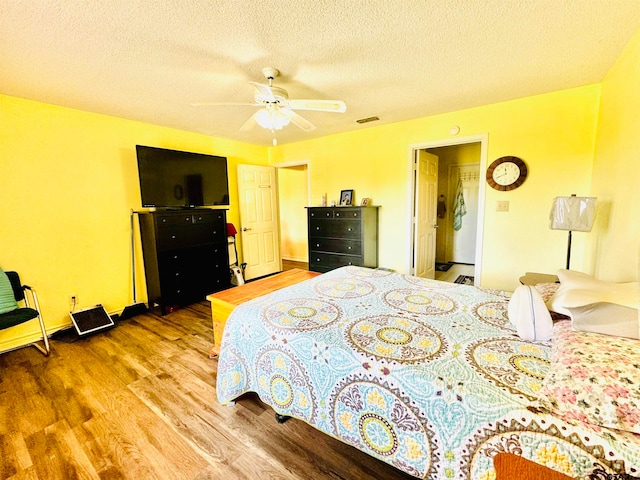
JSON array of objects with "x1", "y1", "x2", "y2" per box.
[
  {"x1": 568, "y1": 302, "x2": 639, "y2": 339},
  {"x1": 508, "y1": 285, "x2": 553, "y2": 341},
  {"x1": 547, "y1": 269, "x2": 638, "y2": 317}
]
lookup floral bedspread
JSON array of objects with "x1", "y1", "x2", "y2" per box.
[{"x1": 216, "y1": 266, "x2": 640, "y2": 479}]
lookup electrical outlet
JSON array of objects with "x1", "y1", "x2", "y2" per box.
[{"x1": 496, "y1": 201, "x2": 510, "y2": 212}]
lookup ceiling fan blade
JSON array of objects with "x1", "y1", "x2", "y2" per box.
[
  {"x1": 280, "y1": 109, "x2": 316, "y2": 132},
  {"x1": 191, "y1": 102, "x2": 260, "y2": 107},
  {"x1": 239, "y1": 115, "x2": 258, "y2": 132},
  {"x1": 249, "y1": 81, "x2": 277, "y2": 103},
  {"x1": 286, "y1": 99, "x2": 346, "y2": 113}
]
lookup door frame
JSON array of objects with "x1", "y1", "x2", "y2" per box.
[
  {"x1": 406, "y1": 134, "x2": 488, "y2": 284},
  {"x1": 272, "y1": 159, "x2": 312, "y2": 261}
]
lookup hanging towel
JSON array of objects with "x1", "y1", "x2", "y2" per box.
[
  {"x1": 437, "y1": 195, "x2": 446, "y2": 218},
  {"x1": 453, "y1": 178, "x2": 467, "y2": 231}
]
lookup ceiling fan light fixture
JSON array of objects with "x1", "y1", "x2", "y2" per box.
[{"x1": 254, "y1": 107, "x2": 291, "y2": 130}]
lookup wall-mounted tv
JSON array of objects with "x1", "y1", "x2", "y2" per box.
[{"x1": 136, "y1": 145, "x2": 229, "y2": 208}]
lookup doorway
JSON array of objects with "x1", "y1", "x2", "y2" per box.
[
  {"x1": 275, "y1": 160, "x2": 311, "y2": 269},
  {"x1": 408, "y1": 135, "x2": 487, "y2": 285}
]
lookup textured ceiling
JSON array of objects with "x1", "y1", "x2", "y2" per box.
[{"x1": 2, "y1": 0, "x2": 640, "y2": 146}]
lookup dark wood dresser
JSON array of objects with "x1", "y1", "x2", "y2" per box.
[
  {"x1": 138, "y1": 209, "x2": 230, "y2": 314},
  {"x1": 307, "y1": 206, "x2": 379, "y2": 273}
]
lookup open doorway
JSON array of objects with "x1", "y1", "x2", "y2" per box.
[
  {"x1": 408, "y1": 135, "x2": 487, "y2": 285},
  {"x1": 275, "y1": 161, "x2": 311, "y2": 271}
]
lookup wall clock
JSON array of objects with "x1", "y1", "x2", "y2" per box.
[{"x1": 486, "y1": 156, "x2": 527, "y2": 191}]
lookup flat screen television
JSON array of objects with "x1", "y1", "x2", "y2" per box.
[{"x1": 136, "y1": 145, "x2": 229, "y2": 208}]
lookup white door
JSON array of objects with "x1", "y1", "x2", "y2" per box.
[
  {"x1": 450, "y1": 165, "x2": 479, "y2": 264},
  {"x1": 237, "y1": 164, "x2": 281, "y2": 280},
  {"x1": 414, "y1": 150, "x2": 438, "y2": 278}
]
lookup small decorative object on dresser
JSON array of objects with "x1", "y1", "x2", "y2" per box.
[
  {"x1": 307, "y1": 206, "x2": 379, "y2": 273},
  {"x1": 361, "y1": 197, "x2": 371, "y2": 206},
  {"x1": 339, "y1": 189, "x2": 354, "y2": 206}
]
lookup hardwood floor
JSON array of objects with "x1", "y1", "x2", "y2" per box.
[
  {"x1": 0, "y1": 302, "x2": 415, "y2": 480},
  {"x1": 281, "y1": 259, "x2": 308, "y2": 271}
]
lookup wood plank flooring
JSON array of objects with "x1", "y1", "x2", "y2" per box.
[{"x1": 0, "y1": 301, "x2": 415, "y2": 480}]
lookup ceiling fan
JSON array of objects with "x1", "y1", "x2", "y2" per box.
[{"x1": 193, "y1": 67, "x2": 346, "y2": 145}]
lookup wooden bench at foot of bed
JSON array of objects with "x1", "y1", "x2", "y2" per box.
[
  {"x1": 206, "y1": 269, "x2": 320, "y2": 357},
  {"x1": 494, "y1": 453, "x2": 575, "y2": 480}
]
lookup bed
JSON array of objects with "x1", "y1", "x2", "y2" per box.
[{"x1": 216, "y1": 266, "x2": 640, "y2": 479}]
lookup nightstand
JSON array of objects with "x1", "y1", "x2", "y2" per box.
[{"x1": 519, "y1": 272, "x2": 559, "y2": 286}]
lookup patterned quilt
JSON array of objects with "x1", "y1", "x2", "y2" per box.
[{"x1": 216, "y1": 266, "x2": 640, "y2": 479}]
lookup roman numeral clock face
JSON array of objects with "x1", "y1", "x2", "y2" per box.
[{"x1": 486, "y1": 156, "x2": 528, "y2": 191}]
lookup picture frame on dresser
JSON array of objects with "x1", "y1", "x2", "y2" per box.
[{"x1": 340, "y1": 189, "x2": 354, "y2": 206}]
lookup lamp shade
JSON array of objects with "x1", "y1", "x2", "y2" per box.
[
  {"x1": 549, "y1": 196, "x2": 597, "y2": 232},
  {"x1": 254, "y1": 107, "x2": 291, "y2": 130},
  {"x1": 226, "y1": 223, "x2": 238, "y2": 236}
]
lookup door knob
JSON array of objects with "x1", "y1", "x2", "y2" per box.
[{"x1": 242, "y1": 227, "x2": 252, "y2": 231}]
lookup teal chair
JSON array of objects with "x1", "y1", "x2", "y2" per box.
[{"x1": 0, "y1": 270, "x2": 50, "y2": 356}]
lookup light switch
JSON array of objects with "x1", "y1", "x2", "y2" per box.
[{"x1": 496, "y1": 201, "x2": 509, "y2": 212}]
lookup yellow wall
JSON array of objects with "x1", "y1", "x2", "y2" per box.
[
  {"x1": 0, "y1": 95, "x2": 268, "y2": 351},
  {"x1": 271, "y1": 85, "x2": 601, "y2": 289},
  {"x1": 277, "y1": 165, "x2": 309, "y2": 262},
  {"x1": 590, "y1": 27, "x2": 640, "y2": 282}
]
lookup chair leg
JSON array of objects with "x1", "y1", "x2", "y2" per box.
[{"x1": 27, "y1": 289, "x2": 50, "y2": 356}]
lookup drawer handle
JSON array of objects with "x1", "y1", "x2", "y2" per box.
[
  {"x1": 316, "y1": 243, "x2": 320, "y2": 247},
  {"x1": 347, "y1": 228, "x2": 352, "y2": 232},
  {"x1": 175, "y1": 273, "x2": 180, "y2": 276},
  {"x1": 213, "y1": 231, "x2": 217, "y2": 235},
  {"x1": 348, "y1": 246, "x2": 352, "y2": 250},
  {"x1": 353, "y1": 213, "x2": 357, "y2": 217},
  {"x1": 173, "y1": 255, "x2": 178, "y2": 259},
  {"x1": 348, "y1": 262, "x2": 352, "y2": 265},
  {"x1": 162, "y1": 219, "x2": 167, "y2": 223},
  {"x1": 316, "y1": 227, "x2": 320, "y2": 230},
  {"x1": 325, "y1": 213, "x2": 330, "y2": 217},
  {"x1": 171, "y1": 235, "x2": 176, "y2": 239},
  {"x1": 316, "y1": 258, "x2": 321, "y2": 262}
]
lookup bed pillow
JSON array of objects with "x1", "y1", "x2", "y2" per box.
[
  {"x1": 536, "y1": 321, "x2": 640, "y2": 435},
  {"x1": 0, "y1": 268, "x2": 18, "y2": 315},
  {"x1": 508, "y1": 285, "x2": 553, "y2": 341},
  {"x1": 567, "y1": 301, "x2": 639, "y2": 339},
  {"x1": 546, "y1": 269, "x2": 638, "y2": 317}
]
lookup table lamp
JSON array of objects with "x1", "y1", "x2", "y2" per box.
[{"x1": 549, "y1": 195, "x2": 597, "y2": 269}]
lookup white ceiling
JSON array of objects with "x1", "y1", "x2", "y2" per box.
[{"x1": 2, "y1": 0, "x2": 640, "y2": 146}]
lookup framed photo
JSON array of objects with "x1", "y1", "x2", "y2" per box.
[
  {"x1": 340, "y1": 189, "x2": 354, "y2": 206},
  {"x1": 361, "y1": 197, "x2": 371, "y2": 206}
]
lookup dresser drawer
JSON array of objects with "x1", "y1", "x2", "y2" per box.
[
  {"x1": 309, "y1": 238, "x2": 362, "y2": 255},
  {"x1": 156, "y1": 224, "x2": 219, "y2": 250},
  {"x1": 334, "y1": 208, "x2": 361, "y2": 219},
  {"x1": 308, "y1": 208, "x2": 335, "y2": 219},
  {"x1": 156, "y1": 213, "x2": 195, "y2": 227},
  {"x1": 158, "y1": 246, "x2": 229, "y2": 296},
  {"x1": 309, "y1": 219, "x2": 361, "y2": 239},
  {"x1": 309, "y1": 252, "x2": 363, "y2": 270}
]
